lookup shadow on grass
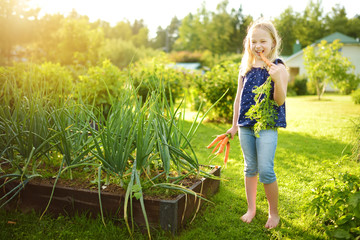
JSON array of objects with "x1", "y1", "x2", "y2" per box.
[
  {"x1": 177, "y1": 183, "x2": 272, "y2": 240},
  {"x1": 276, "y1": 130, "x2": 350, "y2": 174}
]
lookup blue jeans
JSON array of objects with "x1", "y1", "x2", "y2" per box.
[{"x1": 239, "y1": 127, "x2": 278, "y2": 184}]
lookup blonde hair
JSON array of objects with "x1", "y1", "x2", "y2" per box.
[{"x1": 239, "y1": 18, "x2": 282, "y2": 76}]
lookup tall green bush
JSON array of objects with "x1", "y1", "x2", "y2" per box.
[
  {"x1": 77, "y1": 59, "x2": 124, "y2": 117},
  {"x1": 351, "y1": 117, "x2": 360, "y2": 162},
  {"x1": 288, "y1": 74, "x2": 308, "y2": 96},
  {"x1": 128, "y1": 57, "x2": 184, "y2": 103},
  {"x1": 100, "y1": 39, "x2": 160, "y2": 69},
  {"x1": 197, "y1": 61, "x2": 238, "y2": 122},
  {"x1": 352, "y1": 88, "x2": 360, "y2": 104},
  {"x1": 0, "y1": 62, "x2": 74, "y2": 105}
]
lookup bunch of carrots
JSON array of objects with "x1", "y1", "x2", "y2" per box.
[{"x1": 207, "y1": 133, "x2": 231, "y2": 166}]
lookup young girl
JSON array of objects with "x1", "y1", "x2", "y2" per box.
[{"x1": 226, "y1": 18, "x2": 288, "y2": 229}]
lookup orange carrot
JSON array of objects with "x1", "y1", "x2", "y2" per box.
[
  {"x1": 215, "y1": 136, "x2": 229, "y2": 155},
  {"x1": 207, "y1": 133, "x2": 227, "y2": 149},
  {"x1": 259, "y1": 52, "x2": 272, "y2": 68},
  {"x1": 211, "y1": 140, "x2": 223, "y2": 154},
  {"x1": 224, "y1": 142, "x2": 230, "y2": 166}
]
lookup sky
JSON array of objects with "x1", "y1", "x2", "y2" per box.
[{"x1": 28, "y1": 0, "x2": 359, "y2": 38}]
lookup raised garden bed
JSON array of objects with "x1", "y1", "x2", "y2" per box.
[{"x1": 0, "y1": 166, "x2": 220, "y2": 234}]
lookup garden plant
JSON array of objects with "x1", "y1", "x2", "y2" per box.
[{"x1": 0, "y1": 61, "x2": 224, "y2": 239}]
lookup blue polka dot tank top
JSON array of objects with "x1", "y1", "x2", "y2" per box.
[{"x1": 237, "y1": 59, "x2": 286, "y2": 128}]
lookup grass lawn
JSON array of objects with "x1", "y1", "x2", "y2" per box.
[{"x1": 1, "y1": 94, "x2": 360, "y2": 240}]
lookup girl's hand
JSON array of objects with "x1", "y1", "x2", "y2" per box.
[
  {"x1": 269, "y1": 63, "x2": 289, "y2": 106},
  {"x1": 226, "y1": 126, "x2": 238, "y2": 140},
  {"x1": 269, "y1": 63, "x2": 287, "y2": 84}
]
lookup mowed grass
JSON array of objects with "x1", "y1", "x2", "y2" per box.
[{"x1": 1, "y1": 94, "x2": 360, "y2": 240}]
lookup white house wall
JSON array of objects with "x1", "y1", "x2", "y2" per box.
[
  {"x1": 285, "y1": 45, "x2": 360, "y2": 79},
  {"x1": 285, "y1": 53, "x2": 306, "y2": 76},
  {"x1": 341, "y1": 45, "x2": 360, "y2": 75}
]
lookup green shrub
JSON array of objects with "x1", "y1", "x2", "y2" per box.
[
  {"x1": 337, "y1": 73, "x2": 360, "y2": 95},
  {"x1": 288, "y1": 75, "x2": 308, "y2": 95},
  {"x1": 100, "y1": 39, "x2": 160, "y2": 69},
  {"x1": 308, "y1": 172, "x2": 360, "y2": 239},
  {"x1": 0, "y1": 62, "x2": 74, "y2": 106},
  {"x1": 200, "y1": 50, "x2": 242, "y2": 68},
  {"x1": 198, "y1": 61, "x2": 238, "y2": 122},
  {"x1": 77, "y1": 59, "x2": 124, "y2": 117},
  {"x1": 351, "y1": 117, "x2": 360, "y2": 162},
  {"x1": 128, "y1": 57, "x2": 184, "y2": 103},
  {"x1": 352, "y1": 88, "x2": 360, "y2": 104}
]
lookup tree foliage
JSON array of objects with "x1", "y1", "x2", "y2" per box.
[
  {"x1": 274, "y1": 0, "x2": 360, "y2": 56},
  {"x1": 174, "y1": 0, "x2": 252, "y2": 55},
  {"x1": 303, "y1": 39, "x2": 357, "y2": 100},
  {"x1": 1, "y1": 0, "x2": 360, "y2": 65}
]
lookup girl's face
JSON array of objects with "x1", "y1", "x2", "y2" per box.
[{"x1": 249, "y1": 27, "x2": 274, "y2": 60}]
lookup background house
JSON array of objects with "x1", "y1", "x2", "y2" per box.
[{"x1": 284, "y1": 32, "x2": 360, "y2": 91}]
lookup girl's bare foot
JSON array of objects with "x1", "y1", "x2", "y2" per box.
[
  {"x1": 265, "y1": 215, "x2": 280, "y2": 229},
  {"x1": 241, "y1": 211, "x2": 256, "y2": 223}
]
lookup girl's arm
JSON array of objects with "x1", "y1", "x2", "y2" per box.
[
  {"x1": 269, "y1": 63, "x2": 288, "y2": 106},
  {"x1": 226, "y1": 72, "x2": 243, "y2": 139}
]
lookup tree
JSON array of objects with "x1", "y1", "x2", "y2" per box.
[
  {"x1": 303, "y1": 39, "x2": 356, "y2": 100},
  {"x1": 0, "y1": 0, "x2": 39, "y2": 64},
  {"x1": 205, "y1": 0, "x2": 234, "y2": 54},
  {"x1": 325, "y1": 4, "x2": 348, "y2": 35},
  {"x1": 229, "y1": 6, "x2": 252, "y2": 54},
  {"x1": 296, "y1": 0, "x2": 326, "y2": 48},
  {"x1": 274, "y1": 7, "x2": 299, "y2": 56},
  {"x1": 31, "y1": 13, "x2": 64, "y2": 62},
  {"x1": 109, "y1": 21, "x2": 133, "y2": 41},
  {"x1": 151, "y1": 26, "x2": 167, "y2": 50},
  {"x1": 174, "y1": 0, "x2": 241, "y2": 54},
  {"x1": 346, "y1": 15, "x2": 360, "y2": 40},
  {"x1": 174, "y1": 12, "x2": 205, "y2": 51},
  {"x1": 55, "y1": 18, "x2": 104, "y2": 66},
  {"x1": 151, "y1": 16, "x2": 180, "y2": 52}
]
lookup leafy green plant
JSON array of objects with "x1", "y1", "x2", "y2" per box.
[
  {"x1": 352, "y1": 88, "x2": 360, "y2": 105},
  {"x1": 128, "y1": 57, "x2": 184, "y2": 104},
  {"x1": 0, "y1": 147, "x2": 42, "y2": 209},
  {"x1": 245, "y1": 76, "x2": 279, "y2": 137},
  {"x1": 351, "y1": 117, "x2": 360, "y2": 162},
  {"x1": 288, "y1": 74, "x2": 308, "y2": 96},
  {"x1": 77, "y1": 59, "x2": 124, "y2": 118},
  {"x1": 50, "y1": 103, "x2": 96, "y2": 178},
  {"x1": 308, "y1": 172, "x2": 360, "y2": 239},
  {"x1": 199, "y1": 61, "x2": 238, "y2": 122}
]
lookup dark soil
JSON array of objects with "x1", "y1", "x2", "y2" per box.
[{"x1": 3, "y1": 170, "x2": 202, "y2": 200}]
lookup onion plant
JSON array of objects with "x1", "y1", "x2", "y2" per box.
[{"x1": 0, "y1": 71, "x2": 59, "y2": 209}]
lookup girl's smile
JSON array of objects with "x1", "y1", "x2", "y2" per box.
[{"x1": 250, "y1": 28, "x2": 274, "y2": 63}]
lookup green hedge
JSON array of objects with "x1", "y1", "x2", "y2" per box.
[
  {"x1": 288, "y1": 74, "x2": 308, "y2": 96},
  {"x1": 197, "y1": 61, "x2": 238, "y2": 122},
  {"x1": 128, "y1": 57, "x2": 185, "y2": 103},
  {"x1": 77, "y1": 59, "x2": 124, "y2": 117},
  {"x1": 0, "y1": 62, "x2": 74, "y2": 106},
  {"x1": 352, "y1": 88, "x2": 360, "y2": 104}
]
